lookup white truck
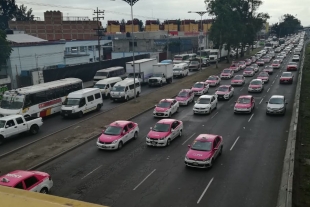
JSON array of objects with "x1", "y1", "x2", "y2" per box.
[
  {"x1": 0, "y1": 115, "x2": 43, "y2": 145},
  {"x1": 208, "y1": 47, "x2": 228, "y2": 63},
  {"x1": 126, "y1": 58, "x2": 158, "y2": 84},
  {"x1": 148, "y1": 63, "x2": 173, "y2": 87}
]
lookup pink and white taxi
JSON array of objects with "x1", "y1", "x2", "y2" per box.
[
  {"x1": 272, "y1": 60, "x2": 281, "y2": 69},
  {"x1": 234, "y1": 95, "x2": 255, "y2": 113},
  {"x1": 231, "y1": 75, "x2": 245, "y2": 86},
  {"x1": 175, "y1": 89, "x2": 194, "y2": 106},
  {"x1": 153, "y1": 99, "x2": 179, "y2": 117},
  {"x1": 229, "y1": 63, "x2": 240, "y2": 72},
  {"x1": 239, "y1": 61, "x2": 247, "y2": 69},
  {"x1": 146, "y1": 119, "x2": 183, "y2": 147},
  {"x1": 243, "y1": 67, "x2": 255, "y2": 77},
  {"x1": 248, "y1": 79, "x2": 264, "y2": 92},
  {"x1": 0, "y1": 170, "x2": 53, "y2": 194},
  {"x1": 220, "y1": 68, "x2": 234, "y2": 79},
  {"x1": 245, "y1": 58, "x2": 252, "y2": 66},
  {"x1": 257, "y1": 72, "x2": 270, "y2": 83},
  {"x1": 205, "y1": 75, "x2": 221, "y2": 87},
  {"x1": 215, "y1": 85, "x2": 234, "y2": 100},
  {"x1": 191, "y1": 82, "x2": 209, "y2": 96},
  {"x1": 97, "y1": 121, "x2": 139, "y2": 150},
  {"x1": 184, "y1": 134, "x2": 223, "y2": 168}
]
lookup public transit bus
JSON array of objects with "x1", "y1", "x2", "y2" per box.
[
  {"x1": 0, "y1": 78, "x2": 83, "y2": 118},
  {"x1": 0, "y1": 185, "x2": 107, "y2": 207}
]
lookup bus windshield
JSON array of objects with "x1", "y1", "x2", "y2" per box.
[
  {"x1": 0, "y1": 95, "x2": 24, "y2": 110},
  {"x1": 95, "y1": 72, "x2": 108, "y2": 77}
]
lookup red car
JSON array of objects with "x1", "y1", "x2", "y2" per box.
[
  {"x1": 234, "y1": 95, "x2": 255, "y2": 113},
  {"x1": 230, "y1": 63, "x2": 240, "y2": 72},
  {"x1": 287, "y1": 62, "x2": 298, "y2": 71},
  {"x1": 184, "y1": 134, "x2": 223, "y2": 168},
  {"x1": 280, "y1": 72, "x2": 294, "y2": 84}
]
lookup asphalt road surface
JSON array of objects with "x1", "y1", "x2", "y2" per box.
[
  {"x1": 0, "y1": 71, "x2": 197, "y2": 154},
  {"x1": 36, "y1": 51, "x2": 298, "y2": 207}
]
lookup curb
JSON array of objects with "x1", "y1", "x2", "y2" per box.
[{"x1": 276, "y1": 40, "x2": 308, "y2": 207}]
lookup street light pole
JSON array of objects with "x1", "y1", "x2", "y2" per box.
[{"x1": 188, "y1": 11, "x2": 207, "y2": 71}]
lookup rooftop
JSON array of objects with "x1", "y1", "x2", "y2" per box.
[{"x1": 6, "y1": 34, "x2": 47, "y2": 43}]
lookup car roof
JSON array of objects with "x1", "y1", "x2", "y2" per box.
[
  {"x1": 0, "y1": 115, "x2": 22, "y2": 121},
  {"x1": 194, "y1": 82, "x2": 205, "y2": 84},
  {"x1": 179, "y1": 89, "x2": 191, "y2": 92},
  {"x1": 160, "y1": 98, "x2": 175, "y2": 102},
  {"x1": 219, "y1": 85, "x2": 231, "y2": 87},
  {"x1": 195, "y1": 134, "x2": 218, "y2": 142},
  {"x1": 282, "y1": 72, "x2": 292, "y2": 74},
  {"x1": 223, "y1": 68, "x2": 232, "y2": 71},
  {"x1": 239, "y1": 95, "x2": 252, "y2": 99},
  {"x1": 110, "y1": 120, "x2": 132, "y2": 127},
  {"x1": 270, "y1": 95, "x2": 284, "y2": 99},
  {"x1": 199, "y1": 95, "x2": 214, "y2": 99},
  {"x1": 251, "y1": 79, "x2": 263, "y2": 82},
  {"x1": 234, "y1": 75, "x2": 244, "y2": 77},
  {"x1": 0, "y1": 170, "x2": 34, "y2": 187},
  {"x1": 157, "y1": 119, "x2": 178, "y2": 124}
]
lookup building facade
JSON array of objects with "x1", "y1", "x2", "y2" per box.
[{"x1": 9, "y1": 11, "x2": 101, "y2": 41}]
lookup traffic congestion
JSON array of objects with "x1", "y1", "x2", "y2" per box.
[{"x1": 0, "y1": 32, "x2": 306, "y2": 207}]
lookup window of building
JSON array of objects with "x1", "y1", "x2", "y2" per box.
[
  {"x1": 80, "y1": 46, "x2": 86, "y2": 52},
  {"x1": 71, "y1": 47, "x2": 78, "y2": 53}
]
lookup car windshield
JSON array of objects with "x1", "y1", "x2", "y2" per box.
[
  {"x1": 157, "y1": 101, "x2": 171, "y2": 108},
  {"x1": 223, "y1": 70, "x2": 230, "y2": 73},
  {"x1": 112, "y1": 86, "x2": 125, "y2": 92},
  {"x1": 269, "y1": 98, "x2": 284, "y2": 104},
  {"x1": 178, "y1": 91, "x2": 188, "y2": 97},
  {"x1": 233, "y1": 76, "x2": 243, "y2": 80},
  {"x1": 237, "y1": 98, "x2": 251, "y2": 104},
  {"x1": 288, "y1": 62, "x2": 297, "y2": 65},
  {"x1": 259, "y1": 59, "x2": 264, "y2": 61},
  {"x1": 239, "y1": 61, "x2": 245, "y2": 64},
  {"x1": 252, "y1": 64, "x2": 258, "y2": 67},
  {"x1": 231, "y1": 64, "x2": 237, "y2": 67},
  {"x1": 197, "y1": 98, "x2": 211, "y2": 104},
  {"x1": 265, "y1": 66, "x2": 272, "y2": 69},
  {"x1": 0, "y1": 120, "x2": 6, "y2": 128},
  {"x1": 208, "y1": 76, "x2": 217, "y2": 80},
  {"x1": 193, "y1": 83, "x2": 204, "y2": 88},
  {"x1": 0, "y1": 95, "x2": 24, "y2": 110},
  {"x1": 173, "y1": 68, "x2": 182, "y2": 71},
  {"x1": 245, "y1": 68, "x2": 253, "y2": 71},
  {"x1": 191, "y1": 141, "x2": 212, "y2": 151},
  {"x1": 152, "y1": 73, "x2": 163, "y2": 77},
  {"x1": 95, "y1": 72, "x2": 108, "y2": 76},
  {"x1": 251, "y1": 80, "x2": 262, "y2": 85},
  {"x1": 191, "y1": 61, "x2": 199, "y2": 64},
  {"x1": 282, "y1": 73, "x2": 292, "y2": 77},
  {"x1": 94, "y1": 84, "x2": 106, "y2": 89},
  {"x1": 273, "y1": 61, "x2": 280, "y2": 64},
  {"x1": 104, "y1": 126, "x2": 122, "y2": 135},
  {"x1": 152, "y1": 123, "x2": 170, "y2": 132},
  {"x1": 218, "y1": 87, "x2": 229, "y2": 92},
  {"x1": 63, "y1": 98, "x2": 80, "y2": 106},
  {"x1": 259, "y1": 73, "x2": 268, "y2": 77}
]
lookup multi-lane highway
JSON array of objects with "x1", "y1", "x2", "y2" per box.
[
  {"x1": 35, "y1": 51, "x2": 299, "y2": 207},
  {"x1": 0, "y1": 71, "x2": 200, "y2": 155}
]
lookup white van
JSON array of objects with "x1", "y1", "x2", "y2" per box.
[
  {"x1": 173, "y1": 63, "x2": 189, "y2": 78},
  {"x1": 61, "y1": 88, "x2": 103, "y2": 118},
  {"x1": 93, "y1": 66, "x2": 126, "y2": 84},
  {"x1": 93, "y1": 77, "x2": 122, "y2": 98},
  {"x1": 188, "y1": 53, "x2": 197, "y2": 61},
  {"x1": 110, "y1": 78, "x2": 141, "y2": 102}
]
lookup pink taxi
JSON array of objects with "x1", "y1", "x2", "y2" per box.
[
  {"x1": 234, "y1": 95, "x2": 255, "y2": 113},
  {"x1": 191, "y1": 82, "x2": 209, "y2": 96},
  {"x1": 220, "y1": 68, "x2": 234, "y2": 79},
  {"x1": 257, "y1": 72, "x2": 269, "y2": 83},
  {"x1": 153, "y1": 99, "x2": 179, "y2": 117},
  {"x1": 272, "y1": 60, "x2": 281, "y2": 69},
  {"x1": 231, "y1": 75, "x2": 245, "y2": 86},
  {"x1": 239, "y1": 61, "x2": 247, "y2": 69},
  {"x1": 205, "y1": 75, "x2": 221, "y2": 87},
  {"x1": 184, "y1": 134, "x2": 223, "y2": 168},
  {"x1": 146, "y1": 119, "x2": 183, "y2": 147},
  {"x1": 176, "y1": 89, "x2": 194, "y2": 106},
  {"x1": 0, "y1": 170, "x2": 53, "y2": 193},
  {"x1": 245, "y1": 58, "x2": 252, "y2": 66},
  {"x1": 97, "y1": 120, "x2": 139, "y2": 150},
  {"x1": 229, "y1": 63, "x2": 240, "y2": 72}
]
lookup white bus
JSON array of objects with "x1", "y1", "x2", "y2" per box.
[
  {"x1": 0, "y1": 78, "x2": 83, "y2": 118},
  {"x1": 173, "y1": 54, "x2": 190, "y2": 64}
]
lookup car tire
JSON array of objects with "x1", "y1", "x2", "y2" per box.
[
  {"x1": 133, "y1": 132, "x2": 138, "y2": 140},
  {"x1": 137, "y1": 92, "x2": 140, "y2": 97},
  {"x1": 96, "y1": 104, "x2": 102, "y2": 112},
  {"x1": 78, "y1": 111, "x2": 83, "y2": 118},
  {"x1": 168, "y1": 112, "x2": 171, "y2": 117},
  {"x1": 125, "y1": 96, "x2": 129, "y2": 102},
  {"x1": 219, "y1": 146, "x2": 223, "y2": 156},
  {"x1": 215, "y1": 103, "x2": 217, "y2": 109},
  {"x1": 179, "y1": 130, "x2": 182, "y2": 137},
  {"x1": 166, "y1": 138, "x2": 171, "y2": 147},
  {"x1": 29, "y1": 125, "x2": 39, "y2": 135},
  {"x1": 118, "y1": 141, "x2": 123, "y2": 150},
  {"x1": 40, "y1": 187, "x2": 48, "y2": 194},
  {"x1": 0, "y1": 136, "x2": 4, "y2": 145}
]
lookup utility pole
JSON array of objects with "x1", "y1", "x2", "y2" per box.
[{"x1": 93, "y1": 8, "x2": 105, "y2": 70}]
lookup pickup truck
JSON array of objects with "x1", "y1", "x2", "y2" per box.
[{"x1": 0, "y1": 115, "x2": 43, "y2": 145}]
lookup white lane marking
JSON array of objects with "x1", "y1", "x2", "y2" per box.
[
  {"x1": 240, "y1": 87, "x2": 244, "y2": 91},
  {"x1": 259, "y1": 98, "x2": 264, "y2": 104},
  {"x1": 133, "y1": 169, "x2": 156, "y2": 190},
  {"x1": 81, "y1": 165, "x2": 102, "y2": 179},
  {"x1": 248, "y1": 114, "x2": 254, "y2": 122},
  {"x1": 230, "y1": 136, "x2": 240, "y2": 151},
  {"x1": 272, "y1": 80, "x2": 275, "y2": 84},
  {"x1": 267, "y1": 88, "x2": 270, "y2": 92},
  {"x1": 294, "y1": 124, "x2": 297, "y2": 131},
  {"x1": 197, "y1": 177, "x2": 214, "y2": 204},
  {"x1": 276, "y1": 75, "x2": 278, "y2": 77},
  {"x1": 182, "y1": 133, "x2": 196, "y2": 145},
  {"x1": 211, "y1": 112, "x2": 219, "y2": 119},
  {"x1": 74, "y1": 126, "x2": 80, "y2": 130}
]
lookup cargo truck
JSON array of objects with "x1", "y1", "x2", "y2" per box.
[
  {"x1": 148, "y1": 63, "x2": 173, "y2": 87},
  {"x1": 126, "y1": 58, "x2": 157, "y2": 84}
]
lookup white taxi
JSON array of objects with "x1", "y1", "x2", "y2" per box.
[{"x1": 193, "y1": 95, "x2": 218, "y2": 114}]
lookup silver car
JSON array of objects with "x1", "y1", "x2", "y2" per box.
[{"x1": 266, "y1": 95, "x2": 287, "y2": 115}]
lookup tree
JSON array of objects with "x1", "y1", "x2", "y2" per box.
[
  {"x1": 270, "y1": 14, "x2": 303, "y2": 37},
  {"x1": 0, "y1": 0, "x2": 18, "y2": 30},
  {"x1": 0, "y1": 30, "x2": 12, "y2": 70},
  {"x1": 15, "y1": 4, "x2": 34, "y2": 21},
  {"x1": 120, "y1": 18, "x2": 126, "y2": 25},
  {"x1": 138, "y1": 20, "x2": 143, "y2": 31}
]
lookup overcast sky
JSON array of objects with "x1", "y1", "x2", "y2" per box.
[{"x1": 16, "y1": 0, "x2": 310, "y2": 26}]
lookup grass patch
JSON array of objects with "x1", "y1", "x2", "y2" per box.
[{"x1": 293, "y1": 42, "x2": 310, "y2": 207}]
